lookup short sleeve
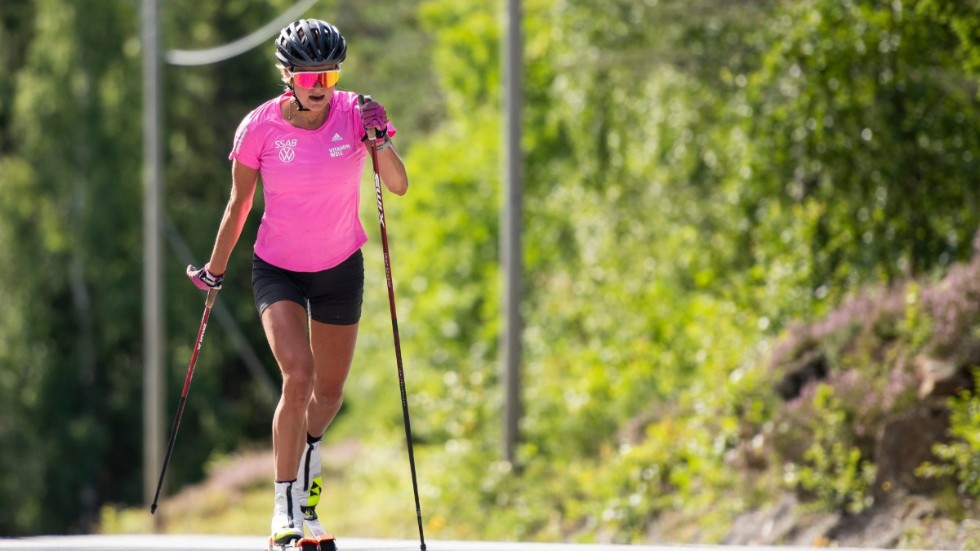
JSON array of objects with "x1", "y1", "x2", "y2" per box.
[{"x1": 228, "y1": 111, "x2": 262, "y2": 169}]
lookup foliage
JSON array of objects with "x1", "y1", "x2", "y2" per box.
[
  {"x1": 916, "y1": 0, "x2": 980, "y2": 79},
  {"x1": 767, "y1": 236, "x2": 979, "y2": 518},
  {"x1": 0, "y1": 0, "x2": 441, "y2": 534},
  {"x1": 788, "y1": 385, "x2": 876, "y2": 513},
  {"x1": 741, "y1": 0, "x2": 980, "y2": 301},
  {"x1": 399, "y1": 0, "x2": 980, "y2": 542},
  {"x1": 918, "y1": 370, "x2": 980, "y2": 497},
  {"x1": 1, "y1": 0, "x2": 979, "y2": 542},
  {"x1": 0, "y1": 0, "x2": 143, "y2": 532}
]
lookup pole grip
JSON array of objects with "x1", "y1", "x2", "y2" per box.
[
  {"x1": 205, "y1": 287, "x2": 218, "y2": 309},
  {"x1": 358, "y1": 94, "x2": 380, "y2": 141}
]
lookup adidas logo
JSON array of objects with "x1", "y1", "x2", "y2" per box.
[{"x1": 331, "y1": 133, "x2": 343, "y2": 142}]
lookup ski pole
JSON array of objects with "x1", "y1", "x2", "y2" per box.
[
  {"x1": 150, "y1": 287, "x2": 219, "y2": 514},
  {"x1": 360, "y1": 94, "x2": 426, "y2": 551}
]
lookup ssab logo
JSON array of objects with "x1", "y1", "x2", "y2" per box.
[{"x1": 276, "y1": 137, "x2": 297, "y2": 163}]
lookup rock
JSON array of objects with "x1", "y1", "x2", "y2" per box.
[
  {"x1": 873, "y1": 406, "x2": 951, "y2": 500},
  {"x1": 723, "y1": 495, "x2": 799, "y2": 545},
  {"x1": 829, "y1": 493, "x2": 937, "y2": 548},
  {"x1": 914, "y1": 355, "x2": 969, "y2": 399},
  {"x1": 774, "y1": 350, "x2": 828, "y2": 401}
]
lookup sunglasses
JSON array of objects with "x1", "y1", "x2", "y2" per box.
[{"x1": 290, "y1": 69, "x2": 341, "y2": 89}]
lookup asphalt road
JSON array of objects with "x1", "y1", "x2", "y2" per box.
[{"x1": 0, "y1": 535, "x2": 891, "y2": 551}]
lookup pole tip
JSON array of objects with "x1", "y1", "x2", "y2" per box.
[{"x1": 150, "y1": 503, "x2": 158, "y2": 515}]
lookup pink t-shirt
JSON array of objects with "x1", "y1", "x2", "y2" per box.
[{"x1": 229, "y1": 90, "x2": 395, "y2": 272}]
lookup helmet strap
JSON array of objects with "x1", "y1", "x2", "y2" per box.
[{"x1": 288, "y1": 84, "x2": 311, "y2": 112}]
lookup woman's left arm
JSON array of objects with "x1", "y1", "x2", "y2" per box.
[
  {"x1": 375, "y1": 144, "x2": 409, "y2": 196},
  {"x1": 359, "y1": 96, "x2": 409, "y2": 195}
]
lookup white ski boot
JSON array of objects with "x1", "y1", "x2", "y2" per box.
[
  {"x1": 268, "y1": 480, "x2": 308, "y2": 551},
  {"x1": 297, "y1": 435, "x2": 337, "y2": 551}
]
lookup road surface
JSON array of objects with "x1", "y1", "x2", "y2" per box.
[{"x1": 0, "y1": 534, "x2": 896, "y2": 551}]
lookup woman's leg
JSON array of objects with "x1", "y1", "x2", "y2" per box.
[
  {"x1": 306, "y1": 321, "x2": 359, "y2": 437},
  {"x1": 261, "y1": 300, "x2": 316, "y2": 481},
  {"x1": 292, "y1": 321, "x2": 358, "y2": 525}
]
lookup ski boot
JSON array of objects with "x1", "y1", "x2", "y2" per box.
[
  {"x1": 298, "y1": 435, "x2": 337, "y2": 551},
  {"x1": 268, "y1": 480, "x2": 314, "y2": 551}
]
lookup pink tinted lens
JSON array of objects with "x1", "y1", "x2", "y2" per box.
[{"x1": 292, "y1": 70, "x2": 340, "y2": 89}]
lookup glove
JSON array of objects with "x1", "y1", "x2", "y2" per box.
[
  {"x1": 186, "y1": 263, "x2": 224, "y2": 290},
  {"x1": 359, "y1": 96, "x2": 389, "y2": 143}
]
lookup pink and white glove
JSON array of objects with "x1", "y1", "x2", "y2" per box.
[
  {"x1": 186, "y1": 263, "x2": 224, "y2": 290},
  {"x1": 359, "y1": 96, "x2": 390, "y2": 144}
]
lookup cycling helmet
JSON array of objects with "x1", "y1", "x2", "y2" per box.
[{"x1": 275, "y1": 19, "x2": 346, "y2": 68}]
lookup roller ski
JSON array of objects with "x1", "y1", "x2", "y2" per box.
[
  {"x1": 268, "y1": 529, "x2": 326, "y2": 551},
  {"x1": 303, "y1": 517, "x2": 337, "y2": 551},
  {"x1": 268, "y1": 535, "x2": 315, "y2": 551}
]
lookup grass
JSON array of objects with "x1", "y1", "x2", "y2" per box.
[{"x1": 99, "y1": 436, "x2": 431, "y2": 539}]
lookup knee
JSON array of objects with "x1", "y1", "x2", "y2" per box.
[
  {"x1": 313, "y1": 384, "x2": 344, "y2": 410},
  {"x1": 279, "y1": 359, "x2": 314, "y2": 405}
]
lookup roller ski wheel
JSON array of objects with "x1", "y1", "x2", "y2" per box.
[
  {"x1": 304, "y1": 517, "x2": 338, "y2": 551},
  {"x1": 267, "y1": 535, "x2": 321, "y2": 551},
  {"x1": 268, "y1": 535, "x2": 303, "y2": 551},
  {"x1": 298, "y1": 536, "x2": 323, "y2": 551}
]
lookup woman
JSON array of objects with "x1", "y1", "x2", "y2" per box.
[{"x1": 186, "y1": 18, "x2": 408, "y2": 547}]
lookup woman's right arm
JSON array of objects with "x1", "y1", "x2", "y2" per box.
[{"x1": 206, "y1": 160, "x2": 259, "y2": 275}]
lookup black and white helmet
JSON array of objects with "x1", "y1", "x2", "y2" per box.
[{"x1": 275, "y1": 19, "x2": 346, "y2": 68}]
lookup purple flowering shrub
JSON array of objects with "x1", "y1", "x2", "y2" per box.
[
  {"x1": 765, "y1": 229, "x2": 980, "y2": 509},
  {"x1": 920, "y1": 233, "x2": 980, "y2": 360}
]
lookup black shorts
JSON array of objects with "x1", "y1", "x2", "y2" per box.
[{"x1": 252, "y1": 250, "x2": 364, "y2": 325}]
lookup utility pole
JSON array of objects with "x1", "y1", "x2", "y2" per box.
[
  {"x1": 141, "y1": 0, "x2": 164, "y2": 520},
  {"x1": 501, "y1": 0, "x2": 523, "y2": 466}
]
